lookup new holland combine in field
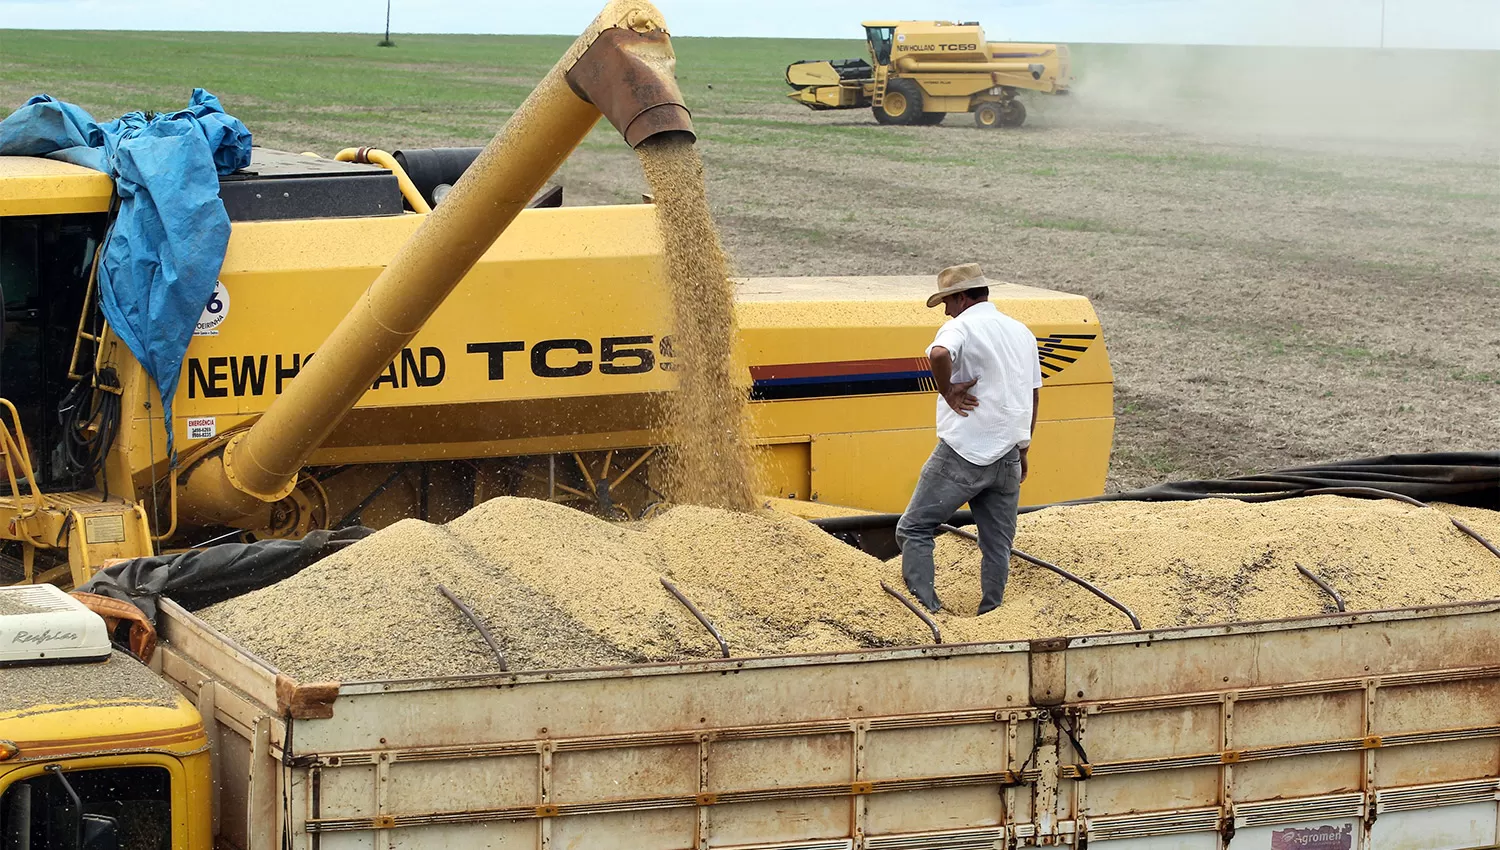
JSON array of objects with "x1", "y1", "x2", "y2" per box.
[{"x1": 786, "y1": 20, "x2": 1071, "y2": 128}]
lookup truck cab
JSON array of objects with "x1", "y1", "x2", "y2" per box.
[{"x1": 0, "y1": 586, "x2": 211, "y2": 850}]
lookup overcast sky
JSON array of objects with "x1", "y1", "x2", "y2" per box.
[{"x1": 0, "y1": 0, "x2": 1496, "y2": 49}]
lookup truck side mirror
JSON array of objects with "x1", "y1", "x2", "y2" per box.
[
  {"x1": 80, "y1": 814, "x2": 120, "y2": 850},
  {"x1": 43, "y1": 765, "x2": 120, "y2": 850}
]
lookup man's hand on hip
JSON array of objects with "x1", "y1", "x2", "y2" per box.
[
  {"x1": 1019, "y1": 446, "x2": 1030, "y2": 483},
  {"x1": 943, "y1": 378, "x2": 979, "y2": 416}
]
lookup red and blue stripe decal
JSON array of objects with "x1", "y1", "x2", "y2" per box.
[
  {"x1": 749, "y1": 357, "x2": 936, "y2": 401},
  {"x1": 749, "y1": 334, "x2": 1096, "y2": 401}
]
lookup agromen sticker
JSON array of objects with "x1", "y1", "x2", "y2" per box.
[{"x1": 1271, "y1": 824, "x2": 1354, "y2": 850}]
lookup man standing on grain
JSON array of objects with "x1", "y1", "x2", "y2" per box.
[{"x1": 897, "y1": 263, "x2": 1042, "y2": 615}]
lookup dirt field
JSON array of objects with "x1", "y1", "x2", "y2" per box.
[{"x1": 2, "y1": 33, "x2": 1496, "y2": 490}]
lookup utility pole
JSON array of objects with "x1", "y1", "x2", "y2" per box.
[
  {"x1": 379, "y1": 0, "x2": 394, "y2": 47},
  {"x1": 1379, "y1": 0, "x2": 1386, "y2": 48}
]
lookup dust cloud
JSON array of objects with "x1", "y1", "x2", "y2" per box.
[{"x1": 1064, "y1": 44, "x2": 1500, "y2": 153}]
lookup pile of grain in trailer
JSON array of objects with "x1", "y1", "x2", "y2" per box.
[
  {"x1": 197, "y1": 496, "x2": 1500, "y2": 680},
  {"x1": 445, "y1": 497, "x2": 710, "y2": 662},
  {"x1": 1436, "y1": 502, "x2": 1500, "y2": 543},
  {"x1": 197, "y1": 517, "x2": 639, "y2": 680},
  {"x1": 912, "y1": 496, "x2": 1500, "y2": 644},
  {"x1": 647, "y1": 505, "x2": 927, "y2": 653}
]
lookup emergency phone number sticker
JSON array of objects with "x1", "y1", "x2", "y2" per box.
[{"x1": 186, "y1": 417, "x2": 217, "y2": 440}]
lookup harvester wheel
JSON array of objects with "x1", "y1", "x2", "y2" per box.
[
  {"x1": 915, "y1": 111, "x2": 946, "y2": 126},
  {"x1": 1000, "y1": 100, "x2": 1027, "y2": 127},
  {"x1": 975, "y1": 100, "x2": 1027, "y2": 129},
  {"x1": 873, "y1": 78, "x2": 924, "y2": 126},
  {"x1": 974, "y1": 103, "x2": 1004, "y2": 129}
]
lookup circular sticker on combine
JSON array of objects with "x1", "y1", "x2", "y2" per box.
[{"x1": 196, "y1": 281, "x2": 230, "y2": 336}]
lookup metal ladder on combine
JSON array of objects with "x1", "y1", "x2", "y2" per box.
[
  {"x1": 871, "y1": 65, "x2": 889, "y2": 109},
  {"x1": 0, "y1": 398, "x2": 59, "y2": 584},
  {"x1": 0, "y1": 240, "x2": 154, "y2": 588}
]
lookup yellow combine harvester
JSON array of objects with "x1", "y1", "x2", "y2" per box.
[
  {"x1": 0, "y1": 20, "x2": 1110, "y2": 589},
  {"x1": 787, "y1": 20, "x2": 1071, "y2": 128}
]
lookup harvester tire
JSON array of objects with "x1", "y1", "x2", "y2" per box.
[
  {"x1": 974, "y1": 103, "x2": 1004, "y2": 129},
  {"x1": 873, "y1": 78, "x2": 924, "y2": 126},
  {"x1": 1000, "y1": 100, "x2": 1027, "y2": 128},
  {"x1": 975, "y1": 100, "x2": 1027, "y2": 129},
  {"x1": 916, "y1": 111, "x2": 946, "y2": 126}
]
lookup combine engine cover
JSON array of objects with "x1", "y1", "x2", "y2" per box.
[{"x1": 891, "y1": 21, "x2": 990, "y2": 61}]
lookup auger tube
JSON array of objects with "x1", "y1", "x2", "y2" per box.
[{"x1": 178, "y1": 0, "x2": 694, "y2": 526}]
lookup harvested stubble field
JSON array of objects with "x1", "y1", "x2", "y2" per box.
[{"x1": 2, "y1": 32, "x2": 1496, "y2": 487}]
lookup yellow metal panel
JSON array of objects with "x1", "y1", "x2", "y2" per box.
[
  {"x1": 754, "y1": 441, "x2": 811, "y2": 500},
  {"x1": 1032, "y1": 382, "x2": 1113, "y2": 422},
  {"x1": 819, "y1": 85, "x2": 862, "y2": 108},
  {"x1": 806, "y1": 415, "x2": 1112, "y2": 514},
  {"x1": 175, "y1": 204, "x2": 674, "y2": 419},
  {"x1": 0, "y1": 698, "x2": 205, "y2": 761},
  {"x1": 811, "y1": 429, "x2": 935, "y2": 513},
  {"x1": 789, "y1": 85, "x2": 858, "y2": 109},
  {"x1": 1025, "y1": 416, "x2": 1114, "y2": 504},
  {"x1": 916, "y1": 81, "x2": 994, "y2": 101},
  {"x1": 787, "y1": 62, "x2": 843, "y2": 88},
  {"x1": 751, "y1": 394, "x2": 933, "y2": 442},
  {"x1": 0, "y1": 156, "x2": 113, "y2": 216}
]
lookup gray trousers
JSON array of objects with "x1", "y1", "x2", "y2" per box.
[{"x1": 896, "y1": 441, "x2": 1022, "y2": 614}]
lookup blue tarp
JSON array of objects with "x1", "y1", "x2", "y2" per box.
[{"x1": 0, "y1": 89, "x2": 251, "y2": 460}]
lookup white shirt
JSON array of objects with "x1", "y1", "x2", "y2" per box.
[{"x1": 926, "y1": 301, "x2": 1043, "y2": 465}]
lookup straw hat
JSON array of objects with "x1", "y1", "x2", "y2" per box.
[{"x1": 926, "y1": 263, "x2": 991, "y2": 308}]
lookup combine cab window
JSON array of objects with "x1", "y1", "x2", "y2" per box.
[
  {"x1": 0, "y1": 213, "x2": 108, "y2": 489},
  {"x1": 866, "y1": 26, "x2": 895, "y2": 66},
  {"x1": 0, "y1": 765, "x2": 171, "y2": 850}
]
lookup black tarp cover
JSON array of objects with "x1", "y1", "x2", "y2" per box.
[
  {"x1": 1077, "y1": 452, "x2": 1498, "y2": 509},
  {"x1": 810, "y1": 452, "x2": 1499, "y2": 533},
  {"x1": 79, "y1": 526, "x2": 374, "y2": 624}
]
